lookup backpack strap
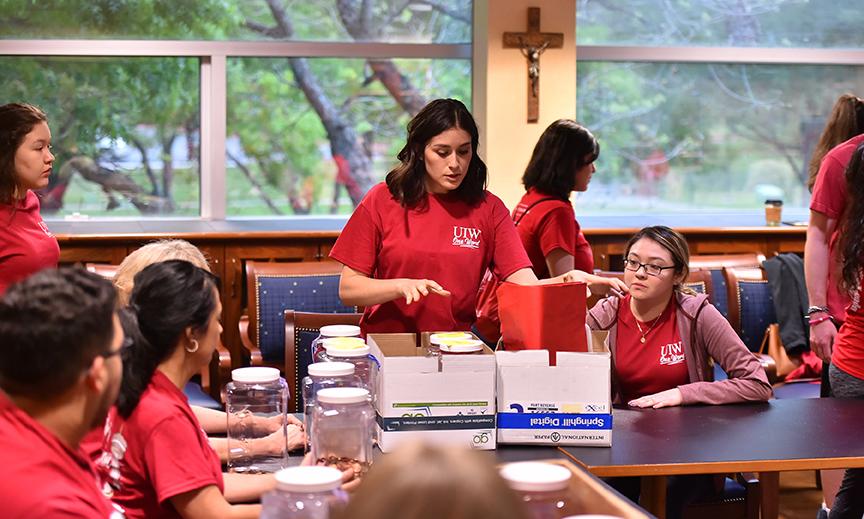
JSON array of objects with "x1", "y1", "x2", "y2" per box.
[{"x1": 513, "y1": 197, "x2": 560, "y2": 227}]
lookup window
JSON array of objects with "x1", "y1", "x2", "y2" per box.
[
  {"x1": 576, "y1": 0, "x2": 864, "y2": 214},
  {"x1": 0, "y1": 1, "x2": 471, "y2": 219}
]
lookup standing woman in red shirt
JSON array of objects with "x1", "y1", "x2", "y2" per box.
[
  {"x1": 0, "y1": 103, "x2": 60, "y2": 294},
  {"x1": 475, "y1": 120, "x2": 599, "y2": 343},
  {"x1": 826, "y1": 142, "x2": 864, "y2": 519},
  {"x1": 329, "y1": 99, "x2": 625, "y2": 334}
]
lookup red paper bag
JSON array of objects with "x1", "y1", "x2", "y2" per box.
[{"x1": 497, "y1": 281, "x2": 588, "y2": 358}]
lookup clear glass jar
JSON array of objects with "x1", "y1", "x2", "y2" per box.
[
  {"x1": 310, "y1": 324, "x2": 362, "y2": 363},
  {"x1": 301, "y1": 362, "x2": 362, "y2": 452},
  {"x1": 500, "y1": 462, "x2": 578, "y2": 519},
  {"x1": 315, "y1": 338, "x2": 377, "y2": 399},
  {"x1": 224, "y1": 367, "x2": 289, "y2": 474},
  {"x1": 260, "y1": 466, "x2": 348, "y2": 519},
  {"x1": 426, "y1": 331, "x2": 474, "y2": 357},
  {"x1": 311, "y1": 387, "x2": 375, "y2": 479}
]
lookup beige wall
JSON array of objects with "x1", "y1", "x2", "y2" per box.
[{"x1": 473, "y1": 0, "x2": 576, "y2": 209}]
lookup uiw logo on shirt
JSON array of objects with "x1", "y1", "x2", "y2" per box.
[
  {"x1": 660, "y1": 341, "x2": 685, "y2": 366},
  {"x1": 452, "y1": 226, "x2": 481, "y2": 249}
]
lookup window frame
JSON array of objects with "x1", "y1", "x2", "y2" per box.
[{"x1": 0, "y1": 39, "x2": 471, "y2": 219}]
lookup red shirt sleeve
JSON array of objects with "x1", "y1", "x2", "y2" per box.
[
  {"x1": 810, "y1": 153, "x2": 847, "y2": 218},
  {"x1": 489, "y1": 196, "x2": 532, "y2": 280},
  {"x1": 329, "y1": 202, "x2": 380, "y2": 276},
  {"x1": 144, "y1": 415, "x2": 223, "y2": 505},
  {"x1": 535, "y1": 206, "x2": 577, "y2": 257}
]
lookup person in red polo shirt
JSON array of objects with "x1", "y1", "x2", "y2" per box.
[
  {"x1": 0, "y1": 103, "x2": 60, "y2": 295},
  {"x1": 588, "y1": 226, "x2": 771, "y2": 519},
  {"x1": 330, "y1": 99, "x2": 625, "y2": 335},
  {"x1": 475, "y1": 120, "x2": 600, "y2": 343},
  {"x1": 0, "y1": 267, "x2": 123, "y2": 518}
]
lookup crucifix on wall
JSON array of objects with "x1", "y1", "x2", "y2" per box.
[{"x1": 503, "y1": 7, "x2": 564, "y2": 123}]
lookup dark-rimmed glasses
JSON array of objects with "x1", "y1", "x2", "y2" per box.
[{"x1": 623, "y1": 258, "x2": 676, "y2": 277}]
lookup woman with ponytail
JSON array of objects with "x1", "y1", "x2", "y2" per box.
[{"x1": 92, "y1": 260, "x2": 269, "y2": 519}]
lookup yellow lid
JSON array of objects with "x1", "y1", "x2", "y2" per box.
[
  {"x1": 438, "y1": 338, "x2": 484, "y2": 353},
  {"x1": 322, "y1": 337, "x2": 367, "y2": 350},
  {"x1": 430, "y1": 332, "x2": 473, "y2": 345}
]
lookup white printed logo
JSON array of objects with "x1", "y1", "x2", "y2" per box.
[
  {"x1": 660, "y1": 341, "x2": 685, "y2": 366},
  {"x1": 452, "y1": 226, "x2": 481, "y2": 249}
]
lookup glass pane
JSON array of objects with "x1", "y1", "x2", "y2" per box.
[
  {"x1": 576, "y1": 61, "x2": 864, "y2": 213},
  {"x1": 0, "y1": 57, "x2": 200, "y2": 218},
  {"x1": 0, "y1": 0, "x2": 471, "y2": 43},
  {"x1": 226, "y1": 57, "x2": 471, "y2": 216},
  {"x1": 577, "y1": 0, "x2": 864, "y2": 48}
]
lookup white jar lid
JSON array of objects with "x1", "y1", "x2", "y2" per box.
[
  {"x1": 561, "y1": 516, "x2": 623, "y2": 519},
  {"x1": 430, "y1": 331, "x2": 473, "y2": 345},
  {"x1": 499, "y1": 462, "x2": 571, "y2": 492},
  {"x1": 274, "y1": 466, "x2": 343, "y2": 492},
  {"x1": 232, "y1": 366, "x2": 280, "y2": 384},
  {"x1": 308, "y1": 361, "x2": 356, "y2": 377},
  {"x1": 323, "y1": 337, "x2": 370, "y2": 357},
  {"x1": 317, "y1": 387, "x2": 370, "y2": 404},
  {"x1": 439, "y1": 338, "x2": 484, "y2": 353},
  {"x1": 320, "y1": 324, "x2": 361, "y2": 337}
]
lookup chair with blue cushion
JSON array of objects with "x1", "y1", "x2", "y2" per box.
[
  {"x1": 238, "y1": 261, "x2": 357, "y2": 372},
  {"x1": 284, "y1": 310, "x2": 363, "y2": 412},
  {"x1": 689, "y1": 253, "x2": 766, "y2": 320}
]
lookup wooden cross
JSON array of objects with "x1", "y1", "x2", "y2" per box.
[{"x1": 503, "y1": 7, "x2": 564, "y2": 123}]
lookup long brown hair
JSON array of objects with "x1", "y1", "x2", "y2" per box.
[
  {"x1": 0, "y1": 103, "x2": 48, "y2": 205},
  {"x1": 839, "y1": 143, "x2": 864, "y2": 293},
  {"x1": 385, "y1": 99, "x2": 487, "y2": 207},
  {"x1": 808, "y1": 94, "x2": 864, "y2": 192},
  {"x1": 624, "y1": 225, "x2": 694, "y2": 294}
]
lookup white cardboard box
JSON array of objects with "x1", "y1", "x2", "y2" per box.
[
  {"x1": 495, "y1": 331, "x2": 612, "y2": 447},
  {"x1": 368, "y1": 333, "x2": 497, "y2": 452}
]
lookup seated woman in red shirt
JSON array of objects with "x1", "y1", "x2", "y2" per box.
[
  {"x1": 475, "y1": 119, "x2": 600, "y2": 343},
  {"x1": 330, "y1": 99, "x2": 625, "y2": 334},
  {"x1": 588, "y1": 225, "x2": 771, "y2": 519},
  {"x1": 0, "y1": 103, "x2": 60, "y2": 294}
]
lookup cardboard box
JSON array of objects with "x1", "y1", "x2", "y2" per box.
[
  {"x1": 495, "y1": 330, "x2": 612, "y2": 446},
  {"x1": 368, "y1": 332, "x2": 497, "y2": 452}
]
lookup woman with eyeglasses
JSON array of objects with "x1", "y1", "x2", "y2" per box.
[
  {"x1": 588, "y1": 226, "x2": 771, "y2": 519},
  {"x1": 588, "y1": 226, "x2": 771, "y2": 409}
]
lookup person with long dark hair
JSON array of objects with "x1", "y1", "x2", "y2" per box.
[
  {"x1": 0, "y1": 103, "x2": 59, "y2": 294},
  {"x1": 90, "y1": 260, "x2": 266, "y2": 518},
  {"x1": 825, "y1": 142, "x2": 864, "y2": 519},
  {"x1": 475, "y1": 120, "x2": 600, "y2": 343},
  {"x1": 588, "y1": 226, "x2": 771, "y2": 519},
  {"x1": 330, "y1": 99, "x2": 625, "y2": 334}
]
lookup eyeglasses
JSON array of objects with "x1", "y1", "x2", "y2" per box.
[
  {"x1": 99, "y1": 335, "x2": 133, "y2": 359},
  {"x1": 623, "y1": 258, "x2": 676, "y2": 277}
]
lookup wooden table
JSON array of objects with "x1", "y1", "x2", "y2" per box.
[{"x1": 558, "y1": 398, "x2": 864, "y2": 519}]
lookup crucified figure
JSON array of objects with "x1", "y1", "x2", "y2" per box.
[{"x1": 520, "y1": 40, "x2": 550, "y2": 97}]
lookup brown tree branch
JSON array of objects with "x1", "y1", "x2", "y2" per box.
[{"x1": 227, "y1": 150, "x2": 285, "y2": 215}]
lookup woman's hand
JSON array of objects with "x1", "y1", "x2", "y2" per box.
[
  {"x1": 628, "y1": 388, "x2": 683, "y2": 409},
  {"x1": 301, "y1": 453, "x2": 363, "y2": 492},
  {"x1": 562, "y1": 270, "x2": 628, "y2": 298},
  {"x1": 809, "y1": 317, "x2": 837, "y2": 363},
  {"x1": 395, "y1": 278, "x2": 451, "y2": 305}
]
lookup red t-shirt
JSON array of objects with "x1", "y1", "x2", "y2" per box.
[
  {"x1": 0, "y1": 393, "x2": 120, "y2": 518},
  {"x1": 330, "y1": 183, "x2": 531, "y2": 333},
  {"x1": 87, "y1": 371, "x2": 224, "y2": 519},
  {"x1": 0, "y1": 190, "x2": 60, "y2": 294},
  {"x1": 615, "y1": 295, "x2": 688, "y2": 402},
  {"x1": 810, "y1": 133, "x2": 864, "y2": 323},
  {"x1": 513, "y1": 188, "x2": 593, "y2": 278},
  {"x1": 832, "y1": 282, "x2": 864, "y2": 380}
]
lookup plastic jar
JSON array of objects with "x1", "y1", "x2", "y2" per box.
[
  {"x1": 764, "y1": 199, "x2": 783, "y2": 226},
  {"x1": 260, "y1": 466, "x2": 348, "y2": 519},
  {"x1": 311, "y1": 387, "x2": 375, "y2": 478},
  {"x1": 426, "y1": 331, "x2": 474, "y2": 357},
  {"x1": 310, "y1": 325, "x2": 362, "y2": 363},
  {"x1": 316, "y1": 338, "x2": 377, "y2": 398},
  {"x1": 301, "y1": 362, "x2": 362, "y2": 451},
  {"x1": 500, "y1": 462, "x2": 577, "y2": 519},
  {"x1": 224, "y1": 367, "x2": 289, "y2": 474}
]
